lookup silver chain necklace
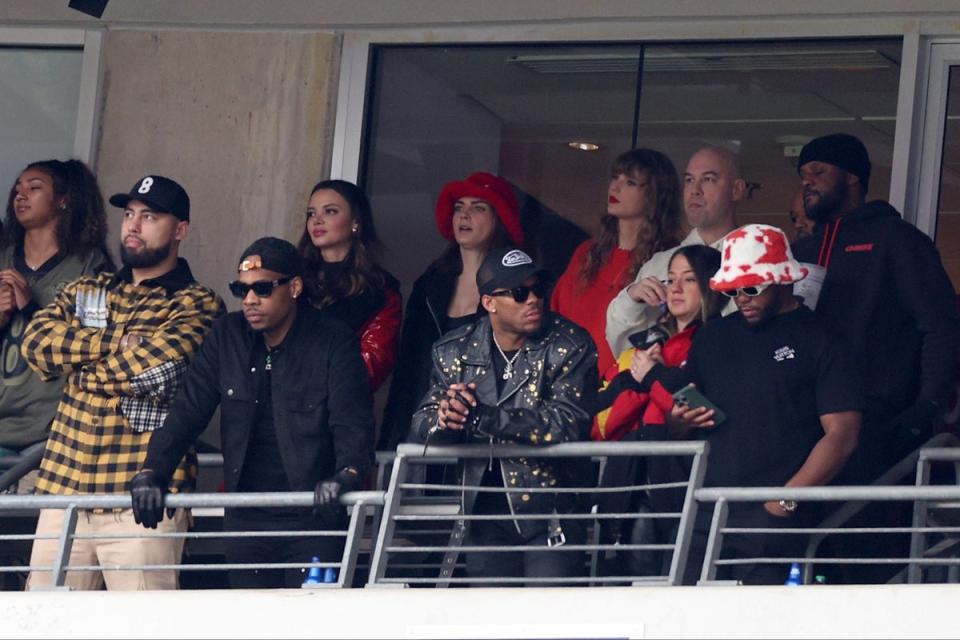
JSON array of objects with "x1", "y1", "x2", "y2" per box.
[{"x1": 492, "y1": 334, "x2": 522, "y2": 380}]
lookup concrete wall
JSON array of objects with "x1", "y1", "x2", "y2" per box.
[{"x1": 95, "y1": 30, "x2": 340, "y2": 300}]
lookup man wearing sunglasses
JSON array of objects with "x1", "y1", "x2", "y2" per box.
[
  {"x1": 411, "y1": 247, "x2": 598, "y2": 585},
  {"x1": 22, "y1": 175, "x2": 225, "y2": 590},
  {"x1": 631, "y1": 224, "x2": 862, "y2": 585},
  {"x1": 130, "y1": 237, "x2": 374, "y2": 589}
]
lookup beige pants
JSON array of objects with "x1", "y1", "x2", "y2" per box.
[{"x1": 26, "y1": 507, "x2": 188, "y2": 591}]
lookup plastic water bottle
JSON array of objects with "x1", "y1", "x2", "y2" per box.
[
  {"x1": 323, "y1": 567, "x2": 337, "y2": 583},
  {"x1": 784, "y1": 562, "x2": 802, "y2": 586},
  {"x1": 302, "y1": 556, "x2": 322, "y2": 586}
]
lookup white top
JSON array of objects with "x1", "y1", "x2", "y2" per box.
[{"x1": 604, "y1": 228, "x2": 734, "y2": 356}]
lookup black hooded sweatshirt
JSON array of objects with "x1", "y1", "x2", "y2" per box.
[{"x1": 792, "y1": 200, "x2": 959, "y2": 416}]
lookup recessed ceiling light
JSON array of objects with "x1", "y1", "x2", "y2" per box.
[{"x1": 567, "y1": 141, "x2": 600, "y2": 152}]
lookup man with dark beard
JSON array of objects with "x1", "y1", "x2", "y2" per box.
[
  {"x1": 631, "y1": 224, "x2": 861, "y2": 584},
  {"x1": 792, "y1": 134, "x2": 960, "y2": 481},
  {"x1": 21, "y1": 175, "x2": 224, "y2": 591}
]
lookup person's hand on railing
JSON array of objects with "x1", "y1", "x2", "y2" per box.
[
  {"x1": 313, "y1": 467, "x2": 361, "y2": 528},
  {"x1": 129, "y1": 469, "x2": 171, "y2": 529}
]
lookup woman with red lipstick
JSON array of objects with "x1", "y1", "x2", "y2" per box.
[
  {"x1": 0, "y1": 159, "x2": 113, "y2": 456},
  {"x1": 297, "y1": 179, "x2": 401, "y2": 392},
  {"x1": 550, "y1": 148, "x2": 683, "y2": 374},
  {"x1": 379, "y1": 171, "x2": 522, "y2": 451}
]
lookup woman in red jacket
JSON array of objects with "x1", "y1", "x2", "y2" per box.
[
  {"x1": 550, "y1": 148, "x2": 683, "y2": 374},
  {"x1": 297, "y1": 179, "x2": 401, "y2": 391},
  {"x1": 593, "y1": 244, "x2": 725, "y2": 441}
]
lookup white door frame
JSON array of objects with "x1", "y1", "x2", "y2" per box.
[{"x1": 910, "y1": 39, "x2": 960, "y2": 237}]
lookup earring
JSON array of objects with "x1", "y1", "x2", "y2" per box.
[{"x1": 352, "y1": 225, "x2": 359, "y2": 233}]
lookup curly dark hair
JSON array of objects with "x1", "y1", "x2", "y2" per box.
[
  {"x1": 579, "y1": 148, "x2": 683, "y2": 288},
  {"x1": 296, "y1": 179, "x2": 386, "y2": 308},
  {"x1": 3, "y1": 159, "x2": 112, "y2": 261}
]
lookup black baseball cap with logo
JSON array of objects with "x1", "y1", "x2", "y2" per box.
[
  {"x1": 109, "y1": 175, "x2": 190, "y2": 221},
  {"x1": 477, "y1": 247, "x2": 547, "y2": 297}
]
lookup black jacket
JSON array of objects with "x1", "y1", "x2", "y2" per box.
[
  {"x1": 145, "y1": 304, "x2": 374, "y2": 491},
  {"x1": 411, "y1": 314, "x2": 598, "y2": 538},
  {"x1": 792, "y1": 201, "x2": 959, "y2": 414},
  {"x1": 379, "y1": 265, "x2": 458, "y2": 451}
]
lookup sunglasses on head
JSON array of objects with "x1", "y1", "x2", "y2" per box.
[
  {"x1": 488, "y1": 281, "x2": 548, "y2": 303},
  {"x1": 719, "y1": 283, "x2": 771, "y2": 298},
  {"x1": 228, "y1": 277, "x2": 293, "y2": 299}
]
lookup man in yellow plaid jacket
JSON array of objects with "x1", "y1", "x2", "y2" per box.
[{"x1": 21, "y1": 174, "x2": 224, "y2": 591}]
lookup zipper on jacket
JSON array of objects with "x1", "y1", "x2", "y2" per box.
[{"x1": 425, "y1": 297, "x2": 443, "y2": 337}]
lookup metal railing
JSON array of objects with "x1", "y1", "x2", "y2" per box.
[
  {"x1": 367, "y1": 441, "x2": 709, "y2": 587},
  {"x1": 909, "y1": 446, "x2": 960, "y2": 583},
  {"x1": 695, "y1": 485, "x2": 960, "y2": 584},
  {"x1": 0, "y1": 490, "x2": 383, "y2": 590}
]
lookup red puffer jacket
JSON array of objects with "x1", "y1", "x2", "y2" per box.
[{"x1": 358, "y1": 288, "x2": 403, "y2": 391}]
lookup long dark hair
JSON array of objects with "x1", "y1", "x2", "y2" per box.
[
  {"x1": 296, "y1": 179, "x2": 386, "y2": 308},
  {"x1": 659, "y1": 244, "x2": 725, "y2": 335},
  {"x1": 579, "y1": 148, "x2": 683, "y2": 288},
  {"x1": 3, "y1": 159, "x2": 112, "y2": 261}
]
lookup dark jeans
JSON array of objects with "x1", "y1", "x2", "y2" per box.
[
  {"x1": 683, "y1": 503, "x2": 810, "y2": 586},
  {"x1": 464, "y1": 516, "x2": 587, "y2": 587},
  {"x1": 223, "y1": 509, "x2": 343, "y2": 589}
]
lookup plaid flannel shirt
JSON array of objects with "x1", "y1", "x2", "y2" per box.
[{"x1": 22, "y1": 260, "x2": 224, "y2": 497}]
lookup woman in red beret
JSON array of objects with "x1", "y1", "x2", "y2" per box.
[
  {"x1": 379, "y1": 172, "x2": 522, "y2": 451},
  {"x1": 297, "y1": 179, "x2": 402, "y2": 392},
  {"x1": 550, "y1": 149, "x2": 683, "y2": 374}
]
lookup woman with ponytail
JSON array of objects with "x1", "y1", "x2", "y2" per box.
[{"x1": 0, "y1": 159, "x2": 113, "y2": 456}]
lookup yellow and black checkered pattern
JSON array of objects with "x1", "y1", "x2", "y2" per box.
[{"x1": 22, "y1": 270, "x2": 224, "y2": 496}]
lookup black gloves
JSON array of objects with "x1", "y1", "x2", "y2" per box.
[
  {"x1": 313, "y1": 468, "x2": 361, "y2": 527},
  {"x1": 129, "y1": 469, "x2": 171, "y2": 529}
]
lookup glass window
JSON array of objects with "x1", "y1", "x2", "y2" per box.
[
  {"x1": 935, "y1": 66, "x2": 960, "y2": 293},
  {"x1": 636, "y1": 39, "x2": 902, "y2": 238},
  {"x1": 361, "y1": 38, "x2": 902, "y2": 290},
  {"x1": 0, "y1": 46, "x2": 84, "y2": 194}
]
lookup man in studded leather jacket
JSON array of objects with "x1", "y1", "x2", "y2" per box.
[{"x1": 411, "y1": 247, "x2": 598, "y2": 585}]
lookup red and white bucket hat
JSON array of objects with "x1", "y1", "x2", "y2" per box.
[{"x1": 709, "y1": 224, "x2": 809, "y2": 291}]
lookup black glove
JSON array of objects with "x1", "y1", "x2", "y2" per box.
[
  {"x1": 129, "y1": 469, "x2": 171, "y2": 529},
  {"x1": 313, "y1": 468, "x2": 361, "y2": 528}
]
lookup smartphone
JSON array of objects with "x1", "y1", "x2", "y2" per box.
[{"x1": 672, "y1": 383, "x2": 726, "y2": 426}]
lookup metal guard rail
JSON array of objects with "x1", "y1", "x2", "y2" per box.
[
  {"x1": 695, "y1": 485, "x2": 960, "y2": 584},
  {"x1": 0, "y1": 490, "x2": 384, "y2": 590},
  {"x1": 368, "y1": 441, "x2": 709, "y2": 587}
]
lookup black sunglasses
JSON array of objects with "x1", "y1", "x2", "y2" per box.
[
  {"x1": 229, "y1": 277, "x2": 293, "y2": 299},
  {"x1": 719, "y1": 283, "x2": 770, "y2": 299},
  {"x1": 488, "y1": 282, "x2": 548, "y2": 303}
]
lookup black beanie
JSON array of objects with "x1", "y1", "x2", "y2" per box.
[{"x1": 797, "y1": 133, "x2": 871, "y2": 191}]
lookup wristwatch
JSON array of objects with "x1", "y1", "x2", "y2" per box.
[{"x1": 778, "y1": 499, "x2": 798, "y2": 513}]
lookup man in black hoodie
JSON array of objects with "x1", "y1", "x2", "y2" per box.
[{"x1": 792, "y1": 133, "x2": 960, "y2": 482}]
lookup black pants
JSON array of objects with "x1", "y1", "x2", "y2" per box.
[
  {"x1": 682, "y1": 504, "x2": 810, "y2": 586},
  {"x1": 464, "y1": 516, "x2": 587, "y2": 587},
  {"x1": 223, "y1": 509, "x2": 344, "y2": 589}
]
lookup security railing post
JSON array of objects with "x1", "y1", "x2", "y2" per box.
[
  {"x1": 908, "y1": 452, "x2": 932, "y2": 583},
  {"x1": 668, "y1": 441, "x2": 707, "y2": 586},
  {"x1": 367, "y1": 452, "x2": 407, "y2": 586},
  {"x1": 700, "y1": 496, "x2": 727, "y2": 584},
  {"x1": 50, "y1": 504, "x2": 79, "y2": 590},
  {"x1": 336, "y1": 497, "x2": 367, "y2": 588}
]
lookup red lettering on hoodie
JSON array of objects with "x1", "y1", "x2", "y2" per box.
[{"x1": 845, "y1": 243, "x2": 874, "y2": 253}]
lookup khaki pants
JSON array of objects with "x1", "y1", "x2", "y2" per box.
[{"x1": 26, "y1": 507, "x2": 188, "y2": 591}]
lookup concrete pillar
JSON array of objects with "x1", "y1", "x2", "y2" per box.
[{"x1": 95, "y1": 30, "x2": 340, "y2": 302}]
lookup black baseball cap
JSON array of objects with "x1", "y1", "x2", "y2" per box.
[
  {"x1": 109, "y1": 175, "x2": 190, "y2": 221},
  {"x1": 477, "y1": 247, "x2": 546, "y2": 297},
  {"x1": 237, "y1": 237, "x2": 304, "y2": 278}
]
